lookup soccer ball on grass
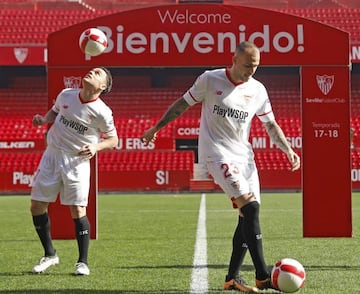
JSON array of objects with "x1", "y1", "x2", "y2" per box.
[
  {"x1": 79, "y1": 28, "x2": 108, "y2": 56},
  {"x1": 271, "y1": 258, "x2": 306, "y2": 293}
]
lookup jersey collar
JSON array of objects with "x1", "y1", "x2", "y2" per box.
[
  {"x1": 78, "y1": 92, "x2": 99, "y2": 104},
  {"x1": 226, "y1": 68, "x2": 244, "y2": 86}
]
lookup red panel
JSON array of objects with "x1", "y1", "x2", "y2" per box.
[
  {"x1": 258, "y1": 170, "x2": 301, "y2": 189},
  {"x1": 99, "y1": 170, "x2": 191, "y2": 191},
  {"x1": 115, "y1": 137, "x2": 175, "y2": 151},
  {"x1": 0, "y1": 139, "x2": 46, "y2": 151},
  {"x1": 0, "y1": 46, "x2": 46, "y2": 65},
  {"x1": 301, "y1": 66, "x2": 352, "y2": 237}
]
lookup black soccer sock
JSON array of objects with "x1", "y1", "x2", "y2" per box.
[
  {"x1": 241, "y1": 201, "x2": 269, "y2": 280},
  {"x1": 32, "y1": 213, "x2": 56, "y2": 257},
  {"x1": 74, "y1": 216, "x2": 90, "y2": 264},
  {"x1": 226, "y1": 215, "x2": 248, "y2": 281}
]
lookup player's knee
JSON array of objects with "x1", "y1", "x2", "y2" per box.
[
  {"x1": 30, "y1": 200, "x2": 48, "y2": 215},
  {"x1": 240, "y1": 200, "x2": 259, "y2": 217},
  {"x1": 232, "y1": 192, "x2": 257, "y2": 209},
  {"x1": 70, "y1": 205, "x2": 86, "y2": 219}
]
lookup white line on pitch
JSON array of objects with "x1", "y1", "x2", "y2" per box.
[{"x1": 190, "y1": 193, "x2": 208, "y2": 294}]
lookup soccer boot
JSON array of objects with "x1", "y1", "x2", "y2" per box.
[
  {"x1": 32, "y1": 254, "x2": 59, "y2": 273},
  {"x1": 255, "y1": 277, "x2": 276, "y2": 290},
  {"x1": 224, "y1": 276, "x2": 259, "y2": 293},
  {"x1": 74, "y1": 262, "x2": 90, "y2": 276}
]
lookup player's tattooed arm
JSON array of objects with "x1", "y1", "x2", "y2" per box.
[
  {"x1": 141, "y1": 97, "x2": 190, "y2": 145},
  {"x1": 263, "y1": 120, "x2": 291, "y2": 153},
  {"x1": 154, "y1": 97, "x2": 190, "y2": 131},
  {"x1": 264, "y1": 120, "x2": 300, "y2": 171}
]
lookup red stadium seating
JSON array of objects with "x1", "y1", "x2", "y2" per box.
[
  {"x1": 0, "y1": 152, "x2": 42, "y2": 173},
  {"x1": 98, "y1": 150, "x2": 194, "y2": 174},
  {"x1": 278, "y1": 7, "x2": 360, "y2": 42}
]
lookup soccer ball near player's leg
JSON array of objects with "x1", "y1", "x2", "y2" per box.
[{"x1": 271, "y1": 258, "x2": 306, "y2": 293}]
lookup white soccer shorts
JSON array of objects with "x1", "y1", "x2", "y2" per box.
[
  {"x1": 206, "y1": 160, "x2": 261, "y2": 204},
  {"x1": 31, "y1": 146, "x2": 90, "y2": 206}
]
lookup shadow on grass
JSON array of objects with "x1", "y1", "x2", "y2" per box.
[
  {"x1": 0, "y1": 291, "x2": 191, "y2": 293},
  {"x1": 304, "y1": 264, "x2": 360, "y2": 271},
  {"x1": 116, "y1": 264, "x2": 256, "y2": 271},
  {"x1": 0, "y1": 290, "x2": 282, "y2": 294},
  {"x1": 0, "y1": 265, "x2": 255, "y2": 277},
  {"x1": 0, "y1": 272, "x2": 78, "y2": 278}
]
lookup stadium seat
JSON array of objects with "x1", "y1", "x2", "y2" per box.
[{"x1": 97, "y1": 151, "x2": 194, "y2": 174}]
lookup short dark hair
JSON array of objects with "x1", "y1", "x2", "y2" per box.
[
  {"x1": 100, "y1": 66, "x2": 112, "y2": 95},
  {"x1": 236, "y1": 41, "x2": 259, "y2": 54}
]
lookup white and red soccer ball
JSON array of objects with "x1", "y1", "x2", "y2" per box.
[
  {"x1": 271, "y1": 258, "x2": 306, "y2": 293},
  {"x1": 79, "y1": 28, "x2": 108, "y2": 56}
]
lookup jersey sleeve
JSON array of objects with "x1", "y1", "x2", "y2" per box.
[
  {"x1": 256, "y1": 84, "x2": 275, "y2": 122},
  {"x1": 51, "y1": 89, "x2": 66, "y2": 113},
  {"x1": 183, "y1": 71, "x2": 208, "y2": 106},
  {"x1": 99, "y1": 107, "x2": 117, "y2": 138}
]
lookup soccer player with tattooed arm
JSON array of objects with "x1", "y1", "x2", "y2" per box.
[
  {"x1": 141, "y1": 41, "x2": 300, "y2": 292},
  {"x1": 30, "y1": 67, "x2": 118, "y2": 276}
]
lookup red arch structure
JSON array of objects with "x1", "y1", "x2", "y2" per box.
[{"x1": 47, "y1": 4, "x2": 351, "y2": 238}]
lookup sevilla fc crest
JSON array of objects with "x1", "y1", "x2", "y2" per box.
[
  {"x1": 14, "y1": 48, "x2": 28, "y2": 64},
  {"x1": 63, "y1": 76, "x2": 82, "y2": 88},
  {"x1": 316, "y1": 75, "x2": 334, "y2": 95}
]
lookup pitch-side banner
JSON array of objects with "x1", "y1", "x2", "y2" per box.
[
  {"x1": 302, "y1": 66, "x2": 351, "y2": 237},
  {"x1": 0, "y1": 46, "x2": 46, "y2": 65},
  {"x1": 47, "y1": 4, "x2": 349, "y2": 67}
]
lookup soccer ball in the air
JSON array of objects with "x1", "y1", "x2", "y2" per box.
[
  {"x1": 79, "y1": 28, "x2": 108, "y2": 56},
  {"x1": 271, "y1": 258, "x2": 306, "y2": 293}
]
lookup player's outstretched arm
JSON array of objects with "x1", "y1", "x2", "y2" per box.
[
  {"x1": 79, "y1": 135, "x2": 118, "y2": 159},
  {"x1": 263, "y1": 120, "x2": 300, "y2": 171},
  {"x1": 141, "y1": 97, "x2": 190, "y2": 146},
  {"x1": 32, "y1": 110, "x2": 58, "y2": 126}
]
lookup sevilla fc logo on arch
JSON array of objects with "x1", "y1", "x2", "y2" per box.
[
  {"x1": 316, "y1": 75, "x2": 334, "y2": 95},
  {"x1": 63, "y1": 76, "x2": 82, "y2": 89}
]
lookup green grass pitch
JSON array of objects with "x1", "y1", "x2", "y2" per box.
[{"x1": 0, "y1": 192, "x2": 359, "y2": 293}]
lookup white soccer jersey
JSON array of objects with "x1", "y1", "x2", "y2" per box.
[
  {"x1": 183, "y1": 68, "x2": 275, "y2": 164},
  {"x1": 47, "y1": 88, "x2": 117, "y2": 153}
]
